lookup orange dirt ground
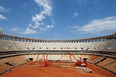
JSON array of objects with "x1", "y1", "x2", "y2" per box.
[{"x1": 0, "y1": 61, "x2": 115, "y2": 77}]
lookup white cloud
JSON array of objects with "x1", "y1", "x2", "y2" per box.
[
  {"x1": 4, "y1": 27, "x2": 37, "y2": 35},
  {"x1": 24, "y1": 28, "x2": 37, "y2": 34},
  {"x1": 29, "y1": 22, "x2": 44, "y2": 29},
  {"x1": 11, "y1": 28, "x2": 20, "y2": 31},
  {"x1": 65, "y1": 16, "x2": 116, "y2": 34},
  {"x1": 80, "y1": 17, "x2": 116, "y2": 33},
  {"x1": 32, "y1": 13, "x2": 45, "y2": 22},
  {"x1": 64, "y1": 25, "x2": 79, "y2": 32},
  {"x1": 0, "y1": 6, "x2": 6, "y2": 12},
  {"x1": 40, "y1": 25, "x2": 54, "y2": 32},
  {"x1": 0, "y1": 6, "x2": 10, "y2": 20},
  {"x1": 73, "y1": 12, "x2": 78, "y2": 17},
  {"x1": 27, "y1": 0, "x2": 54, "y2": 34},
  {"x1": 50, "y1": 18, "x2": 55, "y2": 24},
  {"x1": 0, "y1": 27, "x2": 2, "y2": 30},
  {"x1": 0, "y1": 14, "x2": 7, "y2": 20},
  {"x1": 35, "y1": 0, "x2": 52, "y2": 16},
  {"x1": 30, "y1": 0, "x2": 53, "y2": 29},
  {"x1": 0, "y1": 6, "x2": 11, "y2": 12},
  {"x1": 46, "y1": 25, "x2": 54, "y2": 28},
  {"x1": 7, "y1": 28, "x2": 24, "y2": 35}
]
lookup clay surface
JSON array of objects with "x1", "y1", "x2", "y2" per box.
[{"x1": 1, "y1": 61, "x2": 115, "y2": 77}]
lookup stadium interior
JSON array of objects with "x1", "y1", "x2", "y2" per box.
[{"x1": 0, "y1": 32, "x2": 116, "y2": 77}]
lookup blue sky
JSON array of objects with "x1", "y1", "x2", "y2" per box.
[{"x1": 0, "y1": 0, "x2": 116, "y2": 39}]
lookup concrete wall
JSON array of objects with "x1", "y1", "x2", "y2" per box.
[{"x1": 0, "y1": 39, "x2": 116, "y2": 52}]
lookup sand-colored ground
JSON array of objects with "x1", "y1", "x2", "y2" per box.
[{"x1": 1, "y1": 61, "x2": 115, "y2": 77}]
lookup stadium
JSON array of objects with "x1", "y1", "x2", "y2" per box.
[
  {"x1": 0, "y1": 0, "x2": 116, "y2": 77},
  {"x1": 0, "y1": 31, "x2": 116, "y2": 77}
]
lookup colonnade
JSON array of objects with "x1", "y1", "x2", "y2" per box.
[{"x1": 0, "y1": 34, "x2": 116, "y2": 43}]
